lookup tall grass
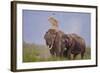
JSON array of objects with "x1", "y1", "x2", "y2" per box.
[{"x1": 23, "y1": 43, "x2": 91, "y2": 62}]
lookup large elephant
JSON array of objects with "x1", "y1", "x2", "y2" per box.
[
  {"x1": 44, "y1": 29, "x2": 65, "y2": 57},
  {"x1": 44, "y1": 29, "x2": 86, "y2": 59},
  {"x1": 62, "y1": 34, "x2": 86, "y2": 59}
]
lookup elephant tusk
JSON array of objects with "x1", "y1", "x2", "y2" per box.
[
  {"x1": 46, "y1": 46, "x2": 51, "y2": 50},
  {"x1": 49, "y1": 46, "x2": 52, "y2": 50},
  {"x1": 47, "y1": 45, "x2": 52, "y2": 50}
]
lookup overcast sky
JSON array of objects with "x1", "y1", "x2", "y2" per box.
[{"x1": 23, "y1": 10, "x2": 91, "y2": 47}]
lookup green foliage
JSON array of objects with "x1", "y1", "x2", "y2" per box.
[
  {"x1": 23, "y1": 42, "x2": 91, "y2": 62},
  {"x1": 84, "y1": 47, "x2": 91, "y2": 59}
]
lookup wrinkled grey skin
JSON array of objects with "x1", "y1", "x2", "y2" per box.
[
  {"x1": 62, "y1": 34, "x2": 86, "y2": 59},
  {"x1": 44, "y1": 29, "x2": 86, "y2": 59},
  {"x1": 44, "y1": 29, "x2": 64, "y2": 57}
]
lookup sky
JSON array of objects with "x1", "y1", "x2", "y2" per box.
[{"x1": 23, "y1": 10, "x2": 91, "y2": 47}]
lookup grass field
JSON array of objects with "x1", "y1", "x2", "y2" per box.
[{"x1": 23, "y1": 42, "x2": 91, "y2": 62}]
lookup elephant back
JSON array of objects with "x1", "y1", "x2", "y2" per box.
[{"x1": 70, "y1": 34, "x2": 86, "y2": 48}]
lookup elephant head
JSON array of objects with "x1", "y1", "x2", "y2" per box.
[
  {"x1": 61, "y1": 34, "x2": 73, "y2": 49},
  {"x1": 44, "y1": 29, "x2": 65, "y2": 56},
  {"x1": 44, "y1": 29, "x2": 57, "y2": 49}
]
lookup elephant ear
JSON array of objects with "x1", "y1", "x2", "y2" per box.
[
  {"x1": 65, "y1": 34, "x2": 73, "y2": 47},
  {"x1": 52, "y1": 31, "x2": 64, "y2": 45},
  {"x1": 53, "y1": 31, "x2": 65, "y2": 53}
]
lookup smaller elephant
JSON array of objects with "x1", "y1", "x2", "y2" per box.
[{"x1": 62, "y1": 34, "x2": 86, "y2": 59}]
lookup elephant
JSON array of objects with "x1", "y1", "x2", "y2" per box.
[
  {"x1": 44, "y1": 29, "x2": 86, "y2": 59},
  {"x1": 44, "y1": 29, "x2": 65, "y2": 57},
  {"x1": 62, "y1": 34, "x2": 86, "y2": 59}
]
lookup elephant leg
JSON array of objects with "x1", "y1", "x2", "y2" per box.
[
  {"x1": 61, "y1": 52, "x2": 64, "y2": 57},
  {"x1": 73, "y1": 54, "x2": 78, "y2": 60},
  {"x1": 50, "y1": 49, "x2": 55, "y2": 56},
  {"x1": 60, "y1": 49, "x2": 64, "y2": 57},
  {"x1": 67, "y1": 50, "x2": 71, "y2": 60},
  {"x1": 56, "y1": 50, "x2": 60, "y2": 57},
  {"x1": 81, "y1": 52, "x2": 84, "y2": 59},
  {"x1": 81, "y1": 47, "x2": 85, "y2": 59},
  {"x1": 67, "y1": 54, "x2": 71, "y2": 60},
  {"x1": 55, "y1": 48, "x2": 61, "y2": 57}
]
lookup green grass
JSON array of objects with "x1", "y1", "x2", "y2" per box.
[
  {"x1": 23, "y1": 43, "x2": 91, "y2": 62},
  {"x1": 84, "y1": 47, "x2": 91, "y2": 59}
]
